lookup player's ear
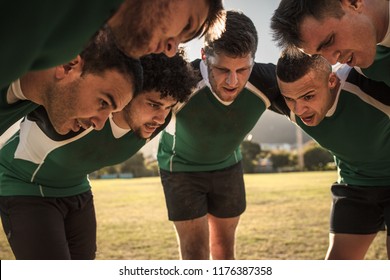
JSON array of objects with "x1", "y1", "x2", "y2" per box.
[
  {"x1": 55, "y1": 55, "x2": 84, "y2": 79},
  {"x1": 342, "y1": 0, "x2": 363, "y2": 12},
  {"x1": 201, "y1": 48, "x2": 207, "y2": 62},
  {"x1": 328, "y1": 72, "x2": 338, "y2": 89}
]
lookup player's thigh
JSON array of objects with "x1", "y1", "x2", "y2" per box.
[
  {"x1": 208, "y1": 214, "x2": 240, "y2": 259},
  {"x1": 160, "y1": 169, "x2": 209, "y2": 221},
  {"x1": 174, "y1": 215, "x2": 210, "y2": 259},
  {"x1": 326, "y1": 232, "x2": 377, "y2": 260},
  {"x1": 174, "y1": 215, "x2": 209, "y2": 242},
  {"x1": 0, "y1": 196, "x2": 70, "y2": 259},
  {"x1": 208, "y1": 214, "x2": 240, "y2": 243}
]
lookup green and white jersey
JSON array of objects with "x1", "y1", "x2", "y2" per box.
[
  {"x1": 0, "y1": 0, "x2": 122, "y2": 88},
  {"x1": 359, "y1": 1, "x2": 390, "y2": 87},
  {"x1": 0, "y1": 81, "x2": 39, "y2": 135},
  {"x1": 278, "y1": 65, "x2": 390, "y2": 186},
  {"x1": 157, "y1": 60, "x2": 280, "y2": 172},
  {"x1": 0, "y1": 107, "x2": 169, "y2": 197},
  {"x1": 359, "y1": 45, "x2": 390, "y2": 87}
]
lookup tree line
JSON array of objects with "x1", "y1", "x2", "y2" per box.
[{"x1": 90, "y1": 140, "x2": 335, "y2": 179}]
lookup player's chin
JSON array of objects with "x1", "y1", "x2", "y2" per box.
[
  {"x1": 136, "y1": 129, "x2": 153, "y2": 139},
  {"x1": 54, "y1": 124, "x2": 73, "y2": 135},
  {"x1": 141, "y1": 132, "x2": 153, "y2": 139}
]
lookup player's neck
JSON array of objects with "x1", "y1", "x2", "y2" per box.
[
  {"x1": 371, "y1": 0, "x2": 389, "y2": 42},
  {"x1": 112, "y1": 110, "x2": 132, "y2": 129},
  {"x1": 329, "y1": 79, "x2": 340, "y2": 108},
  {"x1": 19, "y1": 69, "x2": 51, "y2": 105}
]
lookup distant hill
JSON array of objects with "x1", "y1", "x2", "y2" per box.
[{"x1": 250, "y1": 110, "x2": 312, "y2": 144}]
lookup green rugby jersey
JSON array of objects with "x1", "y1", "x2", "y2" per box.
[
  {"x1": 0, "y1": 0, "x2": 122, "y2": 88},
  {"x1": 359, "y1": 3, "x2": 390, "y2": 87},
  {"x1": 360, "y1": 45, "x2": 390, "y2": 87},
  {"x1": 0, "y1": 107, "x2": 169, "y2": 197},
  {"x1": 157, "y1": 60, "x2": 280, "y2": 172},
  {"x1": 278, "y1": 65, "x2": 390, "y2": 186}
]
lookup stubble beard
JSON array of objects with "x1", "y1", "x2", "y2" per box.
[{"x1": 42, "y1": 81, "x2": 78, "y2": 135}]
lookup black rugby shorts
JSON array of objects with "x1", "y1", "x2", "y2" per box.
[
  {"x1": 330, "y1": 183, "x2": 390, "y2": 235},
  {"x1": 160, "y1": 162, "x2": 246, "y2": 221}
]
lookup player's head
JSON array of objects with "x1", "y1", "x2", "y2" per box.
[
  {"x1": 108, "y1": 0, "x2": 226, "y2": 58},
  {"x1": 115, "y1": 48, "x2": 199, "y2": 139},
  {"x1": 202, "y1": 10, "x2": 258, "y2": 102},
  {"x1": 276, "y1": 47, "x2": 338, "y2": 126},
  {"x1": 43, "y1": 27, "x2": 143, "y2": 135},
  {"x1": 271, "y1": 0, "x2": 379, "y2": 67}
]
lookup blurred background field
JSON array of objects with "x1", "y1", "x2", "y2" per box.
[{"x1": 0, "y1": 171, "x2": 387, "y2": 260}]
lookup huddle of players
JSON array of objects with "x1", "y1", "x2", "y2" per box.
[{"x1": 1, "y1": 0, "x2": 389, "y2": 260}]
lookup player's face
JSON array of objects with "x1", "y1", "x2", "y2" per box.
[
  {"x1": 144, "y1": 0, "x2": 210, "y2": 58},
  {"x1": 120, "y1": 90, "x2": 177, "y2": 139},
  {"x1": 206, "y1": 52, "x2": 254, "y2": 102},
  {"x1": 109, "y1": 0, "x2": 210, "y2": 58},
  {"x1": 45, "y1": 68, "x2": 133, "y2": 135},
  {"x1": 299, "y1": 8, "x2": 377, "y2": 68},
  {"x1": 277, "y1": 70, "x2": 337, "y2": 126}
]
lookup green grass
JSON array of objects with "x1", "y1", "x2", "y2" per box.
[{"x1": 0, "y1": 171, "x2": 387, "y2": 259}]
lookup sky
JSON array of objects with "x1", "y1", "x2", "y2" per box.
[{"x1": 184, "y1": 0, "x2": 282, "y2": 62}]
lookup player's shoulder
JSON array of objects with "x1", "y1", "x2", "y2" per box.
[{"x1": 249, "y1": 62, "x2": 277, "y2": 88}]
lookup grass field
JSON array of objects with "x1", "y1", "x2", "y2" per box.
[{"x1": 0, "y1": 171, "x2": 387, "y2": 260}]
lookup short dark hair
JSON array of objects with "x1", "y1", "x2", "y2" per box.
[
  {"x1": 79, "y1": 26, "x2": 143, "y2": 96},
  {"x1": 271, "y1": 0, "x2": 345, "y2": 49},
  {"x1": 276, "y1": 47, "x2": 331, "y2": 83},
  {"x1": 139, "y1": 48, "x2": 198, "y2": 103},
  {"x1": 203, "y1": 10, "x2": 258, "y2": 59}
]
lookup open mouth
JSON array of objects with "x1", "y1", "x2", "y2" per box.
[
  {"x1": 76, "y1": 119, "x2": 92, "y2": 130},
  {"x1": 144, "y1": 123, "x2": 159, "y2": 133},
  {"x1": 300, "y1": 114, "x2": 315, "y2": 124},
  {"x1": 70, "y1": 120, "x2": 82, "y2": 132},
  {"x1": 223, "y1": 87, "x2": 238, "y2": 94}
]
